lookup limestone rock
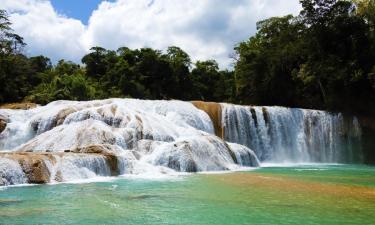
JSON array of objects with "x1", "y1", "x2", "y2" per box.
[
  {"x1": 0, "y1": 102, "x2": 37, "y2": 110},
  {"x1": 71, "y1": 144, "x2": 122, "y2": 154},
  {"x1": 0, "y1": 117, "x2": 6, "y2": 133},
  {"x1": 0, "y1": 151, "x2": 126, "y2": 186},
  {"x1": 191, "y1": 101, "x2": 223, "y2": 138},
  {"x1": 19, "y1": 158, "x2": 51, "y2": 184},
  {"x1": 0, "y1": 153, "x2": 54, "y2": 184}
]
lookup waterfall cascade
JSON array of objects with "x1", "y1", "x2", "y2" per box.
[
  {"x1": 0, "y1": 99, "x2": 259, "y2": 186},
  {"x1": 0, "y1": 99, "x2": 364, "y2": 186},
  {"x1": 221, "y1": 104, "x2": 362, "y2": 163}
]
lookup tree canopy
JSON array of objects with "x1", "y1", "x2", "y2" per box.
[
  {"x1": 235, "y1": 0, "x2": 375, "y2": 115},
  {"x1": 0, "y1": 0, "x2": 374, "y2": 116}
]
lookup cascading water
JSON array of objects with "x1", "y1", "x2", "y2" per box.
[
  {"x1": 0, "y1": 99, "x2": 364, "y2": 186},
  {"x1": 221, "y1": 104, "x2": 362, "y2": 163},
  {"x1": 0, "y1": 99, "x2": 259, "y2": 185}
]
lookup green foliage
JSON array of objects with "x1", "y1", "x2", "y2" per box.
[
  {"x1": 0, "y1": 2, "x2": 374, "y2": 116},
  {"x1": 27, "y1": 62, "x2": 96, "y2": 104},
  {"x1": 235, "y1": 0, "x2": 375, "y2": 115}
]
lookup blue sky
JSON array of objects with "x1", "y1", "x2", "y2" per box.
[
  {"x1": 2, "y1": 0, "x2": 301, "y2": 68},
  {"x1": 50, "y1": 0, "x2": 107, "y2": 24}
]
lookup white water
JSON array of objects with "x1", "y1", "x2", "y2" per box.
[
  {"x1": 0, "y1": 99, "x2": 258, "y2": 185},
  {"x1": 221, "y1": 104, "x2": 362, "y2": 163},
  {"x1": 0, "y1": 99, "x2": 363, "y2": 185},
  {"x1": 0, "y1": 158, "x2": 27, "y2": 185}
]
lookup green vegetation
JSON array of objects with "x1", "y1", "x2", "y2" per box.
[
  {"x1": 0, "y1": 0, "x2": 374, "y2": 115},
  {"x1": 235, "y1": 0, "x2": 375, "y2": 115}
]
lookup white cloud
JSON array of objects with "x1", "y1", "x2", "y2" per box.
[{"x1": 1, "y1": 0, "x2": 301, "y2": 68}]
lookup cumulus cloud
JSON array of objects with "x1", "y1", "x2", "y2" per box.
[{"x1": 1, "y1": 0, "x2": 301, "y2": 68}]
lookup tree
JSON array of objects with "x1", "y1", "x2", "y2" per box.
[
  {"x1": 190, "y1": 60, "x2": 221, "y2": 101},
  {"x1": 0, "y1": 9, "x2": 30, "y2": 103},
  {"x1": 0, "y1": 10, "x2": 25, "y2": 55},
  {"x1": 165, "y1": 46, "x2": 191, "y2": 99},
  {"x1": 81, "y1": 47, "x2": 109, "y2": 79},
  {"x1": 234, "y1": 15, "x2": 304, "y2": 106},
  {"x1": 233, "y1": 0, "x2": 375, "y2": 115}
]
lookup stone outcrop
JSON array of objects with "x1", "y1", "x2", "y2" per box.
[
  {"x1": 71, "y1": 144, "x2": 122, "y2": 154},
  {"x1": 0, "y1": 151, "x2": 123, "y2": 185},
  {"x1": 0, "y1": 115, "x2": 7, "y2": 133},
  {"x1": 0, "y1": 102, "x2": 37, "y2": 110},
  {"x1": 71, "y1": 145, "x2": 124, "y2": 176},
  {"x1": 0, "y1": 153, "x2": 54, "y2": 184},
  {"x1": 191, "y1": 101, "x2": 223, "y2": 138}
]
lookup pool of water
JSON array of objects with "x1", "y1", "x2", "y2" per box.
[{"x1": 1, "y1": 164, "x2": 374, "y2": 225}]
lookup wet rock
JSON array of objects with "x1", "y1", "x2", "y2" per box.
[
  {"x1": 224, "y1": 142, "x2": 238, "y2": 164},
  {"x1": 0, "y1": 152, "x2": 124, "y2": 185},
  {"x1": 191, "y1": 101, "x2": 223, "y2": 138},
  {"x1": 71, "y1": 144, "x2": 122, "y2": 154},
  {"x1": 20, "y1": 159, "x2": 51, "y2": 184},
  {"x1": 103, "y1": 154, "x2": 120, "y2": 176},
  {"x1": 0, "y1": 118, "x2": 6, "y2": 133},
  {"x1": 4, "y1": 153, "x2": 54, "y2": 184},
  {"x1": 250, "y1": 107, "x2": 258, "y2": 127},
  {"x1": 227, "y1": 143, "x2": 260, "y2": 167},
  {"x1": 262, "y1": 107, "x2": 270, "y2": 125},
  {"x1": 166, "y1": 154, "x2": 197, "y2": 172}
]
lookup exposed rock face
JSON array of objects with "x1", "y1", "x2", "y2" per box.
[
  {"x1": 0, "y1": 102, "x2": 37, "y2": 110},
  {"x1": 191, "y1": 101, "x2": 223, "y2": 138},
  {"x1": 0, "y1": 115, "x2": 6, "y2": 133},
  {"x1": 0, "y1": 153, "x2": 54, "y2": 184},
  {"x1": 0, "y1": 152, "x2": 127, "y2": 186},
  {"x1": 20, "y1": 156, "x2": 52, "y2": 184}
]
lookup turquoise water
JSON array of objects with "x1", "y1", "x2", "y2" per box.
[{"x1": 1, "y1": 165, "x2": 374, "y2": 225}]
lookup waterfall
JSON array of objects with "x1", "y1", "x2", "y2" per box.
[
  {"x1": 0, "y1": 99, "x2": 259, "y2": 185},
  {"x1": 0, "y1": 99, "x2": 364, "y2": 186},
  {"x1": 221, "y1": 104, "x2": 362, "y2": 163},
  {"x1": 0, "y1": 158, "x2": 27, "y2": 186}
]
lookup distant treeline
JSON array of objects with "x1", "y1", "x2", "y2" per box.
[{"x1": 0, "y1": 0, "x2": 374, "y2": 115}]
